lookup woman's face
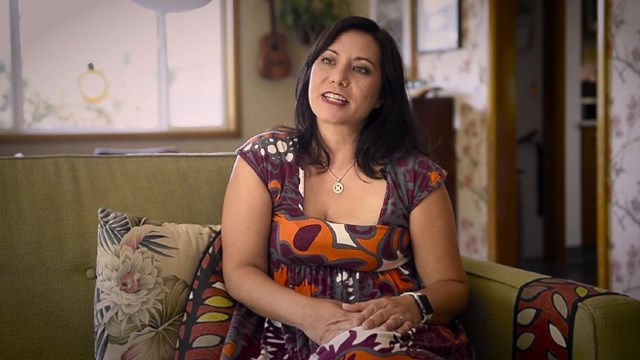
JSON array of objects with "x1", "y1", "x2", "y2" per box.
[{"x1": 308, "y1": 30, "x2": 382, "y2": 130}]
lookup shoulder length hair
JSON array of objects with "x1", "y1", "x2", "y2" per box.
[{"x1": 289, "y1": 16, "x2": 429, "y2": 179}]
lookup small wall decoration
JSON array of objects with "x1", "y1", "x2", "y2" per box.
[
  {"x1": 370, "y1": 0, "x2": 414, "y2": 76},
  {"x1": 416, "y1": 0, "x2": 460, "y2": 53},
  {"x1": 77, "y1": 63, "x2": 110, "y2": 104}
]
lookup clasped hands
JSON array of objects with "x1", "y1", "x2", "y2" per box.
[{"x1": 306, "y1": 295, "x2": 420, "y2": 346}]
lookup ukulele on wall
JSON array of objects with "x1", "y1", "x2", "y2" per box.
[{"x1": 258, "y1": 0, "x2": 292, "y2": 79}]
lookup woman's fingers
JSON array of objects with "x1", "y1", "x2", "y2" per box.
[
  {"x1": 343, "y1": 301, "x2": 375, "y2": 326},
  {"x1": 380, "y1": 314, "x2": 405, "y2": 331},
  {"x1": 395, "y1": 318, "x2": 414, "y2": 334},
  {"x1": 361, "y1": 305, "x2": 393, "y2": 330},
  {"x1": 341, "y1": 302, "x2": 364, "y2": 312},
  {"x1": 345, "y1": 298, "x2": 414, "y2": 332}
]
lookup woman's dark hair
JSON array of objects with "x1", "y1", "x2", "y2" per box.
[{"x1": 287, "y1": 15, "x2": 429, "y2": 179}]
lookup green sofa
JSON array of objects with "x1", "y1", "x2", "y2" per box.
[{"x1": 1, "y1": 154, "x2": 639, "y2": 359}]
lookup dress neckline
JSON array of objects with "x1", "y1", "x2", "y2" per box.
[{"x1": 297, "y1": 165, "x2": 389, "y2": 226}]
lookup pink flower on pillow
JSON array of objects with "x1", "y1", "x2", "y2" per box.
[{"x1": 96, "y1": 245, "x2": 168, "y2": 330}]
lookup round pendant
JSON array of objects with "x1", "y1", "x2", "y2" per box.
[{"x1": 332, "y1": 181, "x2": 344, "y2": 194}]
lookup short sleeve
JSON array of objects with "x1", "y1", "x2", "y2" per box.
[
  {"x1": 235, "y1": 131, "x2": 296, "y2": 187},
  {"x1": 235, "y1": 132, "x2": 299, "y2": 208},
  {"x1": 236, "y1": 134, "x2": 269, "y2": 186},
  {"x1": 380, "y1": 152, "x2": 448, "y2": 227},
  {"x1": 410, "y1": 155, "x2": 448, "y2": 211}
]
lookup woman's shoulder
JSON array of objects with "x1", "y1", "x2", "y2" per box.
[
  {"x1": 388, "y1": 150, "x2": 442, "y2": 172},
  {"x1": 240, "y1": 130, "x2": 295, "y2": 147},
  {"x1": 386, "y1": 150, "x2": 447, "y2": 186},
  {"x1": 237, "y1": 130, "x2": 297, "y2": 165},
  {"x1": 238, "y1": 130, "x2": 296, "y2": 153},
  {"x1": 385, "y1": 151, "x2": 447, "y2": 210}
]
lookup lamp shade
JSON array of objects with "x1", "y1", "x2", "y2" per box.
[{"x1": 130, "y1": 0, "x2": 211, "y2": 13}]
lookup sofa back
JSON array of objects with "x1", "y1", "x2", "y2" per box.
[
  {"x1": 0, "y1": 154, "x2": 236, "y2": 359},
  {"x1": 2, "y1": 154, "x2": 639, "y2": 360}
]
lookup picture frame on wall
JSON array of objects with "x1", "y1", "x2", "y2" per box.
[
  {"x1": 416, "y1": 0, "x2": 460, "y2": 53},
  {"x1": 370, "y1": 0, "x2": 414, "y2": 77}
]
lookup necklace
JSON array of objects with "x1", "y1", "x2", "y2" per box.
[{"x1": 325, "y1": 160, "x2": 356, "y2": 194}]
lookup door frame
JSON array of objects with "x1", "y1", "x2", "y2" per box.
[
  {"x1": 487, "y1": 0, "x2": 518, "y2": 266},
  {"x1": 596, "y1": 0, "x2": 610, "y2": 289},
  {"x1": 487, "y1": 0, "x2": 610, "y2": 288}
]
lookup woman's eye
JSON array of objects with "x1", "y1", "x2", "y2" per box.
[
  {"x1": 353, "y1": 66, "x2": 370, "y2": 74},
  {"x1": 321, "y1": 57, "x2": 334, "y2": 65}
]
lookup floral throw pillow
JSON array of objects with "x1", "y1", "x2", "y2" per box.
[{"x1": 94, "y1": 208, "x2": 220, "y2": 360}]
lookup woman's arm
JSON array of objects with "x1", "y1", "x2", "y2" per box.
[
  {"x1": 409, "y1": 185, "x2": 469, "y2": 324},
  {"x1": 343, "y1": 185, "x2": 468, "y2": 329},
  {"x1": 221, "y1": 157, "x2": 357, "y2": 344}
]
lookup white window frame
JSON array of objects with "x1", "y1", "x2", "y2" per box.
[{"x1": 0, "y1": 0, "x2": 239, "y2": 141}]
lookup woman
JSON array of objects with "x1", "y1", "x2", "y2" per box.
[{"x1": 221, "y1": 16, "x2": 474, "y2": 359}]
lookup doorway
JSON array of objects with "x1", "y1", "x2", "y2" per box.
[{"x1": 490, "y1": 0, "x2": 603, "y2": 286}]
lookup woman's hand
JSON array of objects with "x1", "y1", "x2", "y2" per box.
[
  {"x1": 300, "y1": 298, "x2": 361, "y2": 345},
  {"x1": 341, "y1": 295, "x2": 420, "y2": 335}
]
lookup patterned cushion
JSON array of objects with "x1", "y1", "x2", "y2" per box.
[
  {"x1": 512, "y1": 277, "x2": 615, "y2": 360},
  {"x1": 94, "y1": 208, "x2": 220, "y2": 360},
  {"x1": 174, "y1": 232, "x2": 236, "y2": 359}
]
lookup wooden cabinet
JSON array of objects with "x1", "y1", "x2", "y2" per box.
[{"x1": 411, "y1": 97, "x2": 457, "y2": 215}]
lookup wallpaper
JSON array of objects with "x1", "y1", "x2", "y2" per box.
[
  {"x1": 609, "y1": 0, "x2": 640, "y2": 299},
  {"x1": 417, "y1": 0, "x2": 489, "y2": 260}
]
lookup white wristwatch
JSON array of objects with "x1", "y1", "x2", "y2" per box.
[{"x1": 401, "y1": 291, "x2": 434, "y2": 324}]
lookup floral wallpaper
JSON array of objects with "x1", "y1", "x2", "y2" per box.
[
  {"x1": 417, "y1": 0, "x2": 489, "y2": 260},
  {"x1": 609, "y1": 0, "x2": 640, "y2": 299}
]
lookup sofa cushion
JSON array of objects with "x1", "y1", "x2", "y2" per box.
[
  {"x1": 512, "y1": 277, "x2": 615, "y2": 360},
  {"x1": 174, "y1": 232, "x2": 236, "y2": 359},
  {"x1": 94, "y1": 208, "x2": 220, "y2": 360}
]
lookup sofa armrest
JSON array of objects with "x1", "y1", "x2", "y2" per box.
[
  {"x1": 460, "y1": 257, "x2": 640, "y2": 360},
  {"x1": 461, "y1": 257, "x2": 540, "y2": 359},
  {"x1": 573, "y1": 294, "x2": 640, "y2": 360}
]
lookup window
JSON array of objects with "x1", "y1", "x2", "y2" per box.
[
  {"x1": 0, "y1": 1, "x2": 10, "y2": 130},
  {"x1": 0, "y1": 0, "x2": 238, "y2": 139}
]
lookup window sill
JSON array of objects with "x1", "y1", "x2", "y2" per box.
[{"x1": 0, "y1": 128, "x2": 241, "y2": 142}]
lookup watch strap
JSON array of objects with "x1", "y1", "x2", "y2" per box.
[{"x1": 401, "y1": 291, "x2": 434, "y2": 324}]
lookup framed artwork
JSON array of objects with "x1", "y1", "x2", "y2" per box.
[
  {"x1": 370, "y1": 0, "x2": 414, "y2": 77},
  {"x1": 416, "y1": 0, "x2": 460, "y2": 53}
]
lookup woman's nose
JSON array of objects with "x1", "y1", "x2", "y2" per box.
[
  {"x1": 330, "y1": 67, "x2": 350, "y2": 87},
  {"x1": 331, "y1": 79, "x2": 348, "y2": 87}
]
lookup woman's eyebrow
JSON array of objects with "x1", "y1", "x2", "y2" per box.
[{"x1": 325, "y1": 48, "x2": 376, "y2": 68}]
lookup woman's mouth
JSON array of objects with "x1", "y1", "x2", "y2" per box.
[{"x1": 322, "y1": 92, "x2": 348, "y2": 104}]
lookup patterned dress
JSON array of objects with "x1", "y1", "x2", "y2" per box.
[{"x1": 222, "y1": 131, "x2": 474, "y2": 359}]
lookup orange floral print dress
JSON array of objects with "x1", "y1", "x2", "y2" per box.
[{"x1": 222, "y1": 131, "x2": 474, "y2": 359}]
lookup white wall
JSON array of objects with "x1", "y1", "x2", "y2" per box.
[{"x1": 565, "y1": 0, "x2": 583, "y2": 247}]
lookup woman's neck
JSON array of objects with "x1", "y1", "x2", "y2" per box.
[{"x1": 317, "y1": 124, "x2": 359, "y2": 166}]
